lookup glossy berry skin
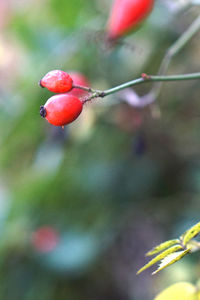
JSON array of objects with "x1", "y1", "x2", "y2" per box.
[
  {"x1": 107, "y1": 0, "x2": 154, "y2": 40},
  {"x1": 40, "y1": 94, "x2": 83, "y2": 126},
  {"x1": 39, "y1": 70, "x2": 73, "y2": 93},
  {"x1": 68, "y1": 72, "x2": 90, "y2": 97}
]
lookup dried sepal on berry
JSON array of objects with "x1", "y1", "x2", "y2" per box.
[{"x1": 40, "y1": 94, "x2": 83, "y2": 127}]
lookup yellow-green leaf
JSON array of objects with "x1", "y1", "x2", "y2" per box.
[
  {"x1": 186, "y1": 240, "x2": 200, "y2": 253},
  {"x1": 137, "y1": 244, "x2": 183, "y2": 275},
  {"x1": 152, "y1": 249, "x2": 190, "y2": 275},
  {"x1": 154, "y1": 282, "x2": 197, "y2": 300},
  {"x1": 146, "y1": 239, "x2": 180, "y2": 256},
  {"x1": 197, "y1": 291, "x2": 200, "y2": 300},
  {"x1": 182, "y1": 222, "x2": 200, "y2": 246}
]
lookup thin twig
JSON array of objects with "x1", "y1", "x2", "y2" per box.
[
  {"x1": 149, "y1": 15, "x2": 200, "y2": 100},
  {"x1": 81, "y1": 71, "x2": 200, "y2": 103},
  {"x1": 72, "y1": 84, "x2": 96, "y2": 93}
]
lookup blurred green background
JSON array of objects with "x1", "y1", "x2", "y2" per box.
[{"x1": 0, "y1": 0, "x2": 200, "y2": 299}]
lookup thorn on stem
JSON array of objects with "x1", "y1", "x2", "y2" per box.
[{"x1": 141, "y1": 73, "x2": 150, "y2": 80}]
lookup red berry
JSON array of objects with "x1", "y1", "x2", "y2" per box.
[
  {"x1": 32, "y1": 226, "x2": 59, "y2": 253},
  {"x1": 39, "y1": 70, "x2": 73, "y2": 93},
  {"x1": 68, "y1": 72, "x2": 90, "y2": 97},
  {"x1": 107, "y1": 0, "x2": 154, "y2": 40},
  {"x1": 40, "y1": 94, "x2": 83, "y2": 126}
]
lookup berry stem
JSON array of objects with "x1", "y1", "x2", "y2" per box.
[
  {"x1": 72, "y1": 84, "x2": 97, "y2": 93},
  {"x1": 83, "y1": 71, "x2": 200, "y2": 104}
]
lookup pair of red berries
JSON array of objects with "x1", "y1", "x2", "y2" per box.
[
  {"x1": 107, "y1": 0, "x2": 155, "y2": 40},
  {"x1": 40, "y1": 1, "x2": 155, "y2": 127},
  {"x1": 39, "y1": 70, "x2": 89, "y2": 127}
]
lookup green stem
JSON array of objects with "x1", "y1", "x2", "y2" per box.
[
  {"x1": 72, "y1": 84, "x2": 96, "y2": 93},
  {"x1": 104, "y1": 72, "x2": 200, "y2": 96},
  {"x1": 150, "y1": 15, "x2": 200, "y2": 99},
  {"x1": 82, "y1": 72, "x2": 200, "y2": 103}
]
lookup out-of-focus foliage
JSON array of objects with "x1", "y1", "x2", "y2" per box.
[
  {"x1": 0, "y1": 0, "x2": 200, "y2": 299},
  {"x1": 154, "y1": 282, "x2": 200, "y2": 300}
]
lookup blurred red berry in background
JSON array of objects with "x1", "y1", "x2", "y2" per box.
[
  {"x1": 107, "y1": 0, "x2": 154, "y2": 40},
  {"x1": 68, "y1": 72, "x2": 90, "y2": 98},
  {"x1": 32, "y1": 226, "x2": 59, "y2": 253}
]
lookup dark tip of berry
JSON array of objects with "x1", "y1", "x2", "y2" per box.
[
  {"x1": 40, "y1": 106, "x2": 47, "y2": 118},
  {"x1": 38, "y1": 80, "x2": 44, "y2": 88}
]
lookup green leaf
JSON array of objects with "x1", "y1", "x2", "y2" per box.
[
  {"x1": 146, "y1": 239, "x2": 180, "y2": 256},
  {"x1": 182, "y1": 222, "x2": 200, "y2": 246},
  {"x1": 137, "y1": 244, "x2": 184, "y2": 275},
  {"x1": 152, "y1": 248, "x2": 190, "y2": 275}
]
